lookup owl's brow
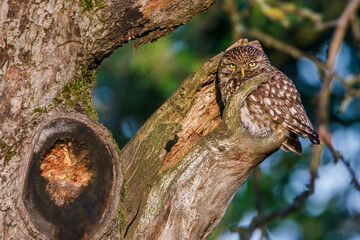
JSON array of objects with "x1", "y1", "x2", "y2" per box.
[
  {"x1": 230, "y1": 46, "x2": 263, "y2": 61},
  {"x1": 230, "y1": 53, "x2": 258, "y2": 63}
]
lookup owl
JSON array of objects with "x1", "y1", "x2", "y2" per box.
[{"x1": 216, "y1": 45, "x2": 320, "y2": 154}]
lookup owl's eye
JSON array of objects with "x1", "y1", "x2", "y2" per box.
[
  {"x1": 229, "y1": 63, "x2": 236, "y2": 68},
  {"x1": 249, "y1": 62, "x2": 257, "y2": 67}
]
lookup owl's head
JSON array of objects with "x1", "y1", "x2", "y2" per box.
[
  {"x1": 217, "y1": 45, "x2": 271, "y2": 104},
  {"x1": 218, "y1": 45, "x2": 271, "y2": 80}
]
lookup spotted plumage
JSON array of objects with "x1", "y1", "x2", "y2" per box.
[{"x1": 217, "y1": 45, "x2": 320, "y2": 154}]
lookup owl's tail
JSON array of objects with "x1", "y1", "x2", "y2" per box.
[
  {"x1": 306, "y1": 130, "x2": 321, "y2": 145},
  {"x1": 281, "y1": 133, "x2": 302, "y2": 155},
  {"x1": 281, "y1": 130, "x2": 321, "y2": 155}
]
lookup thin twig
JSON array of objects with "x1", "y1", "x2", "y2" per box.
[
  {"x1": 253, "y1": 168, "x2": 262, "y2": 215},
  {"x1": 338, "y1": 87, "x2": 360, "y2": 113},
  {"x1": 315, "y1": 0, "x2": 360, "y2": 194},
  {"x1": 339, "y1": 157, "x2": 360, "y2": 191},
  {"x1": 326, "y1": 0, "x2": 360, "y2": 78},
  {"x1": 350, "y1": 15, "x2": 360, "y2": 83},
  {"x1": 223, "y1": 0, "x2": 352, "y2": 86},
  {"x1": 233, "y1": 146, "x2": 322, "y2": 240},
  {"x1": 223, "y1": 0, "x2": 249, "y2": 40},
  {"x1": 317, "y1": 0, "x2": 360, "y2": 126},
  {"x1": 247, "y1": 26, "x2": 353, "y2": 87},
  {"x1": 324, "y1": 142, "x2": 360, "y2": 192},
  {"x1": 252, "y1": 168, "x2": 266, "y2": 238},
  {"x1": 247, "y1": 28, "x2": 347, "y2": 84},
  {"x1": 316, "y1": 0, "x2": 360, "y2": 190},
  {"x1": 316, "y1": 19, "x2": 339, "y2": 31},
  {"x1": 231, "y1": 165, "x2": 318, "y2": 240},
  {"x1": 232, "y1": 143, "x2": 323, "y2": 239}
]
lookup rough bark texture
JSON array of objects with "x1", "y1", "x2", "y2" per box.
[{"x1": 0, "y1": 0, "x2": 285, "y2": 239}]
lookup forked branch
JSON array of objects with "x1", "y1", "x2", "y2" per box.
[{"x1": 121, "y1": 40, "x2": 286, "y2": 239}]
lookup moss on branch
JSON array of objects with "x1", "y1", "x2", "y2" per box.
[
  {"x1": 79, "y1": 0, "x2": 106, "y2": 12},
  {"x1": 52, "y1": 66, "x2": 98, "y2": 121}
]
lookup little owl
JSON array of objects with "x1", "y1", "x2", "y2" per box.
[{"x1": 217, "y1": 45, "x2": 320, "y2": 154}]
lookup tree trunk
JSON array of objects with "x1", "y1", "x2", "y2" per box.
[{"x1": 0, "y1": 0, "x2": 284, "y2": 239}]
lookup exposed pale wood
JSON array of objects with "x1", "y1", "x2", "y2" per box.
[{"x1": 161, "y1": 74, "x2": 221, "y2": 171}]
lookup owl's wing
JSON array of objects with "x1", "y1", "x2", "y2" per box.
[{"x1": 258, "y1": 70, "x2": 320, "y2": 145}]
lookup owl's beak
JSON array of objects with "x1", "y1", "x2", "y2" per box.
[{"x1": 241, "y1": 67, "x2": 245, "y2": 78}]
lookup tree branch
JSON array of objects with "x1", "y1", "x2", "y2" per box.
[
  {"x1": 0, "y1": 0, "x2": 219, "y2": 238},
  {"x1": 121, "y1": 40, "x2": 286, "y2": 239}
]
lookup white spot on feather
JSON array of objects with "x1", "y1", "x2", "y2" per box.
[
  {"x1": 269, "y1": 109, "x2": 275, "y2": 116},
  {"x1": 264, "y1": 98, "x2": 271, "y2": 105},
  {"x1": 290, "y1": 107, "x2": 297, "y2": 114},
  {"x1": 240, "y1": 104, "x2": 269, "y2": 136},
  {"x1": 250, "y1": 95, "x2": 257, "y2": 102}
]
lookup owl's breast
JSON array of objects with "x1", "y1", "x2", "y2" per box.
[
  {"x1": 220, "y1": 77, "x2": 243, "y2": 104},
  {"x1": 240, "y1": 99, "x2": 272, "y2": 137}
]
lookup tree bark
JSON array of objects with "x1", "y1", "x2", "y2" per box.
[{"x1": 0, "y1": 0, "x2": 284, "y2": 239}]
